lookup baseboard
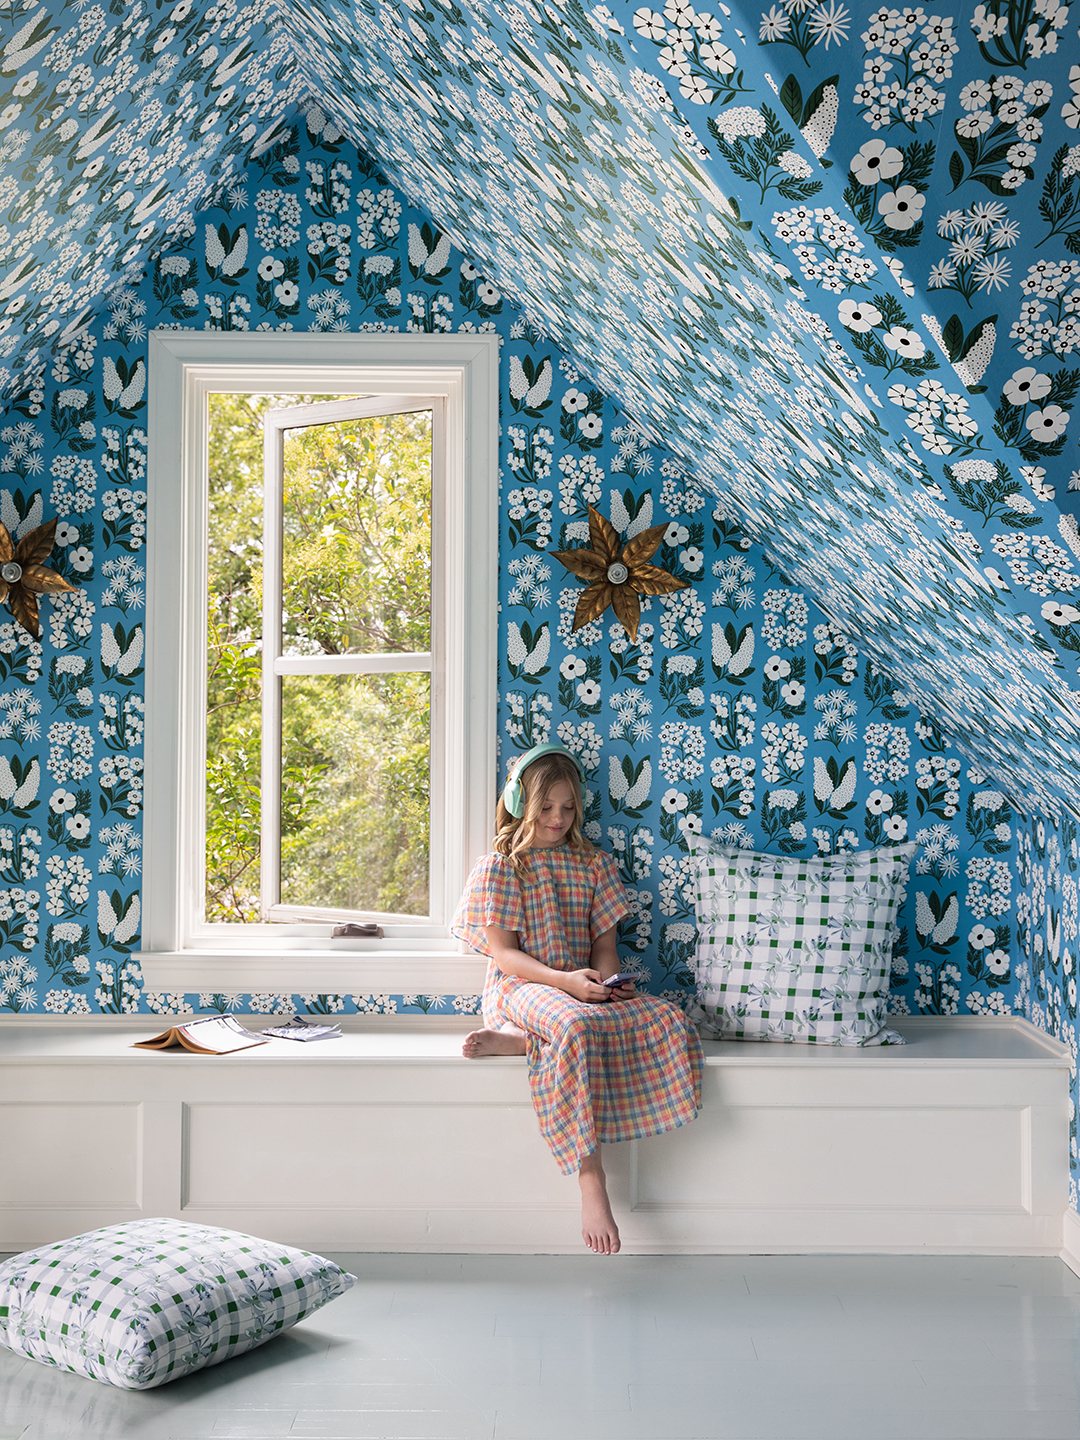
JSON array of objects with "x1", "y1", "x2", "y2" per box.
[{"x1": 1061, "y1": 1207, "x2": 1080, "y2": 1278}]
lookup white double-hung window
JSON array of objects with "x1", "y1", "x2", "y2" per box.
[{"x1": 143, "y1": 334, "x2": 497, "y2": 996}]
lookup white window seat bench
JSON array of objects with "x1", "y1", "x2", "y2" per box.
[{"x1": 0, "y1": 1016, "x2": 1072, "y2": 1262}]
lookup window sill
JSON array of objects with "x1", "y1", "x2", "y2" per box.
[{"x1": 139, "y1": 949, "x2": 489, "y2": 995}]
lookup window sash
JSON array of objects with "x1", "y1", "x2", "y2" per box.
[
  {"x1": 259, "y1": 396, "x2": 443, "y2": 926},
  {"x1": 270, "y1": 655, "x2": 432, "y2": 675}
]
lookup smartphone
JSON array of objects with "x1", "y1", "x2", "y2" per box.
[{"x1": 602, "y1": 972, "x2": 636, "y2": 987}]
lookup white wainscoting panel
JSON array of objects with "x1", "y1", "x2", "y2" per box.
[
  {"x1": 182, "y1": 1101, "x2": 567, "y2": 1211},
  {"x1": 0, "y1": 1016, "x2": 1070, "y2": 1255},
  {"x1": 633, "y1": 1105, "x2": 1027, "y2": 1210},
  {"x1": 0, "y1": 1102, "x2": 141, "y2": 1208}
]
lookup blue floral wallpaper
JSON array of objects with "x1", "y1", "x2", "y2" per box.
[
  {"x1": 270, "y1": 0, "x2": 1080, "y2": 821},
  {"x1": 0, "y1": 111, "x2": 1016, "y2": 1033},
  {"x1": 0, "y1": 2, "x2": 1076, "y2": 1198},
  {"x1": 0, "y1": 0, "x2": 306, "y2": 377},
  {"x1": 1014, "y1": 806, "x2": 1079, "y2": 1206}
]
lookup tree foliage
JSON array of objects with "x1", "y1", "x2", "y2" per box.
[
  {"x1": 279, "y1": 408, "x2": 431, "y2": 656},
  {"x1": 205, "y1": 394, "x2": 432, "y2": 923}
]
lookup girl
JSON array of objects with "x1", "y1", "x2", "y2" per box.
[{"x1": 451, "y1": 743, "x2": 704, "y2": 1255}]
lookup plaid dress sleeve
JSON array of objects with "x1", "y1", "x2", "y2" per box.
[
  {"x1": 589, "y1": 850, "x2": 631, "y2": 941},
  {"x1": 450, "y1": 853, "x2": 525, "y2": 956}
]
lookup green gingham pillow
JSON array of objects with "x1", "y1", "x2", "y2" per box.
[
  {"x1": 0, "y1": 1218, "x2": 355, "y2": 1390},
  {"x1": 688, "y1": 840, "x2": 917, "y2": 1046}
]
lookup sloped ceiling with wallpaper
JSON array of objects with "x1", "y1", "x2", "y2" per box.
[{"x1": 2, "y1": 0, "x2": 1080, "y2": 817}]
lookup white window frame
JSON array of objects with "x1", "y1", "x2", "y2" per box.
[{"x1": 142, "y1": 334, "x2": 497, "y2": 996}]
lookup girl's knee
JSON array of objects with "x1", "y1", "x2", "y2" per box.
[{"x1": 550, "y1": 1009, "x2": 591, "y2": 1045}]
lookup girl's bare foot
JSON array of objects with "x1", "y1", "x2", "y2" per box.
[
  {"x1": 462, "y1": 1028, "x2": 527, "y2": 1058},
  {"x1": 579, "y1": 1150, "x2": 620, "y2": 1255}
]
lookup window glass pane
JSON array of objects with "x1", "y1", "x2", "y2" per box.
[
  {"x1": 205, "y1": 393, "x2": 363, "y2": 924},
  {"x1": 280, "y1": 411, "x2": 432, "y2": 657},
  {"x1": 279, "y1": 672, "x2": 430, "y2": 918},
  {"x1": 206, "y1": 393, "x2": 265, "y2": 924}
]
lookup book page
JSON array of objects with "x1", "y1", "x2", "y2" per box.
[{"x1": 176, "y1": 1016, "x2": 267, "y2": 1053}]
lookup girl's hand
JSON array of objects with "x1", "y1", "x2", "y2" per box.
[
  {"x1": 563, "y1": 968, "x2": 614, "y2": 1004},
  {"x1": 608, "y1": 979, "x2": 636, "y2": 1000}
]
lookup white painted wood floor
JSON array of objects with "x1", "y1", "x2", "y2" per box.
[{"x1": 2, "y1": 1253, "x2": 1080, "y2": 1439}]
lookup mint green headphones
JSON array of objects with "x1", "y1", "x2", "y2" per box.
[{"x1": 502, "y1": 744, "x2": 586, "y2": 819}]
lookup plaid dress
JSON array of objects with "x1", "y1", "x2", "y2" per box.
[{"x1": 452, "y1": 846, "x2": 703, "y2": 1175}]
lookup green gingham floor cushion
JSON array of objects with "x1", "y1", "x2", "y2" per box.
[
  {"x1": 0, "y1": 1217, "x2": 355, "y2": 1389},
  {"x1": 688, "y1": 840, "x2": 917, "y2": 1046}
]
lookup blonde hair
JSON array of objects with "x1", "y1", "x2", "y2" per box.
[{"x1": 494, "y1": 750, "x2": 592, "y2": 873}]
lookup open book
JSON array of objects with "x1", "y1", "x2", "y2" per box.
[{"x1": 133, "y1": 1014, "x2": 268, "y2": 1054}]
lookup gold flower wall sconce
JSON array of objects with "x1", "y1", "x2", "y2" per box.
[
  {"x1": 0, "y1": 518, "x2": 78, "y2": 639},
  {"x1": 552, "y1": 505, "x2": 690, "y2": 643}
]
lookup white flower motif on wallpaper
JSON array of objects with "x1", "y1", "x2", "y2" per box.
[
  {"x1": 970, "y1": 0, "x2": 1070, "y2": 68},
  {"x1": 757, "y1": 0, "x2": 851, "y2": 64},
  {"x1": 1011, "y1": 256, "x2": 1080, "y2": 361}
]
